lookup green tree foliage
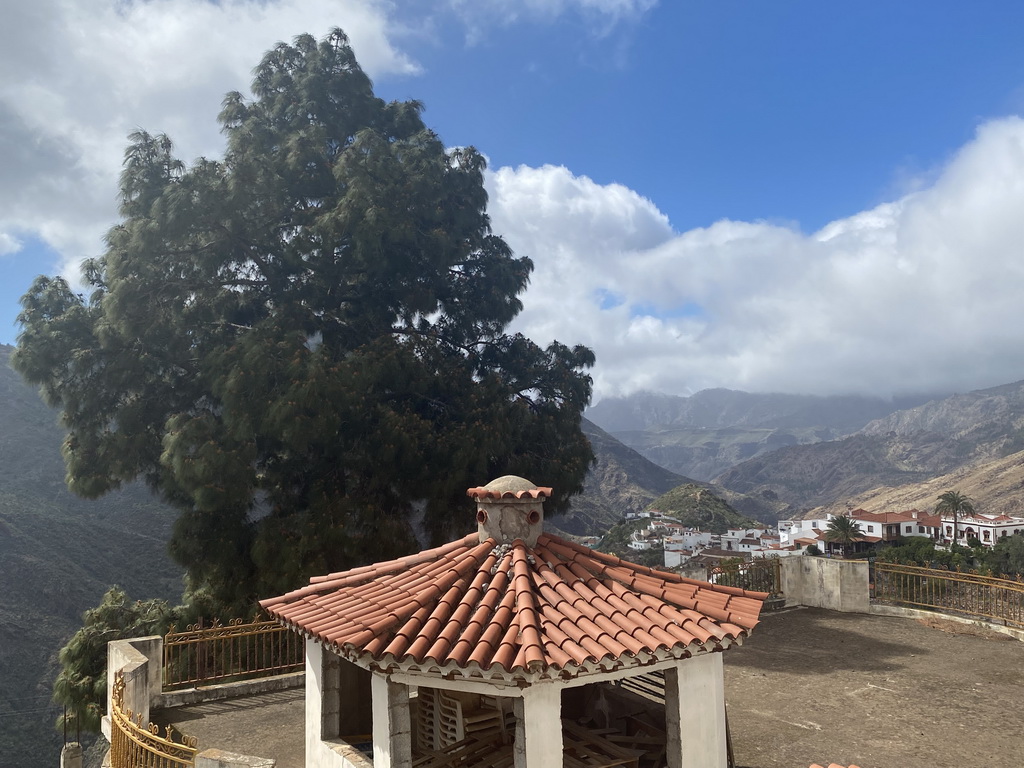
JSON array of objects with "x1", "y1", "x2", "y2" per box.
[
  {"x1": 876, "y1": 536, "x2": 967, "y2": 569},
  {"x1": 983, "y1": 534, "x2": 1024, "y2": 577},
  {"x1": 935, "y1": 490, "x2": 974, "y2": 546},
  {"x1": 53, "y1": 588, "x2": 171, "y2": 733},
  {"x1": 823, "y1": 514, "x2": 864, "y2": 557},
  {"x1": 13, "y1": 30, "x2": 594, "y2": 612}
]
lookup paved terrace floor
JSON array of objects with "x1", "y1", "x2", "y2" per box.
[{"x1": 155, "y1": 607, "x2": 1024, "y2": 768}]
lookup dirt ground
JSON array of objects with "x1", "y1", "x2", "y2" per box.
[
  {"x1": 153, "y1": 608, "x2": 1024, "y2": 768},
  {"x1": 152, "y1": 687, "x2": 305, "y2": 768},
  {"x1": 725, "y1": 607, "x2": 1024, "y2": 768}
]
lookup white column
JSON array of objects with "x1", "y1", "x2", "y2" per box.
[
  {"x1": 665, "y1": 652, "x2": 727, "y2": 768},
  {"x1": 306, "y1": 639, "x2": 331, "y2": 766},
  {"x1": 513, "y1": 683, "x2": 562, "y2": 768},
  {"x1": 371, "y1": 673, "x2": 412, "y2": 768}
]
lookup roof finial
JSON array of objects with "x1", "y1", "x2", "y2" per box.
[{"x1": 467, "y1": 476, "x2": 551, "y2": 546}]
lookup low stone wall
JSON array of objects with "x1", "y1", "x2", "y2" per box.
[
  {"x1": 195, "y1": 748, "x2": 276, "y2": 767},
  {"x1": 161, "y1": 671, "x2": 305, "y2": 708},
  {"x1": 869, "y1": 603, "x2": 1024, "y2": 641}
]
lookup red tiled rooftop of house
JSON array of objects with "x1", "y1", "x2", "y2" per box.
[{"x1": 261, "y1": 529, "x2": 767, "y2": 683}]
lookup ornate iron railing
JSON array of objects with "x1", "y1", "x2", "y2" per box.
[
  {"x1": 163, "y1": 616, "x2": 304, "y2": 690},
  {"x1": 708, "y1": 557, "x2": 782, "y2": 597},
  {"x1": 110, "y1": 672, "x2": 197, "y2": 768},
  {"x1": 872, "y1": 562, "x2": 1024, "y2": 629}
]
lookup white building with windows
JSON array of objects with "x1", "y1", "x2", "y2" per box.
[{"x1": 947, "y1": 512, "x2": 1024, "y2": 547}]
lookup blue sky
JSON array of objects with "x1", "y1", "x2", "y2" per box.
[{"x1": 4, "y1": 1, "x2": 1024, "y2": 399}]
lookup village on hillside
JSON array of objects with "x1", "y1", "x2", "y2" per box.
[{"x1": 608, "y1": 505, "x2": 1024, "y2": 569}]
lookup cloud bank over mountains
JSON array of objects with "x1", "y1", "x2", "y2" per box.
[
  {"x1": 4, "y1": 0, "x2": 1024, "y2": 401},
  {"x1": 494, "y1": 118, "x2": 1024, "y2": 400}
]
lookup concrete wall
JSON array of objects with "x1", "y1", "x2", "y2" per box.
[
  {"x1": 665, "y1": 653, "x2": 726, "y2": 768},
  {"x1": 780, "y1": 556, "x2": 869, "y2": 613},
  {"x1": 103, "y1": 636, "x2": 162, "y2": 739},
  {"x1": 161, "y1": 671, "x2": 304, "y2": 708}
]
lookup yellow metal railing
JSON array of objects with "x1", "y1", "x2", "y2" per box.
[
  {"x1": 163, "y1": 616, "x2": 304, "y2": 690},
  {"x1": 110, "y1": 671, "x2": 197, "y2": 768},
  {"x1": 872, "y1": 562, "x2": 1024, "y2": 628}
]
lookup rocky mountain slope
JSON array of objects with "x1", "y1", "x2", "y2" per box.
[
  {"x1": 553, "y1": 419, "x2": 781, "y2": 536},
  {"x1": 810, "y1": 448, "x2": 1024, "y2": 520},
  {"x1": 715, "y1": 380, "x2": 1024, "y2": 515},
  {"x1": 588, "y1": 389, "x2": 933, "y2": 480},
  {"x1": 552, "y1": 418, "x2": 692, "y2": 535},
  {"x1": 860, "y1": 379, "x2": 1024, "y2": 446}
]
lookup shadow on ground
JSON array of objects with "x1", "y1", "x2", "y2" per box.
[{"x1": 727, "y1": 607, "x2": 929, "y2": 675}]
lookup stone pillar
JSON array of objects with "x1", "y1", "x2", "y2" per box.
[
  {"x1": 60, "y1": 742, "x2": 82, "y2": 768},
  {"x1": 513, "y1": 684, "x2": 562, "y2": 768},
  {"x1": 665, "y1": 653, "x2": 727, "y2": 768},
  {"x1": 371, "y1": 673, "x2": 412, "y2": 768}
]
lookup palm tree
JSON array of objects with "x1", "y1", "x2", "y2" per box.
[
  {"x1": 935, "y1": 490, "x2": 974, "y2": 547},
  {"x1": 824, "y1": 515, "x2": 865, "y2": 558}
]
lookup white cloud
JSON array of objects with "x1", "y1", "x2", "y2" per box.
[
  {"x1": 490, "y1": 117, "x2": 1024, "y2": 400},
  {"x1": 0, "y1": 0, "x2": 416, "y2": 276},
  {"x1": 0, "y1": 232, "x2": 21, "y2": 257},
  {"x1": 447, "y1": 0, "x2": 656, "y2": 42}
]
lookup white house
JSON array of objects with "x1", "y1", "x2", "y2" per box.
[{"x1": 948, "y1": 512, "x2": 1024, "y2": 546}]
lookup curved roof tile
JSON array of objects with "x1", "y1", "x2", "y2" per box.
[{"x1": 260, "y1": 532, "x2": 767, "y2": 682}]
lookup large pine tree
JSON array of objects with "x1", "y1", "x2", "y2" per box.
[{"x1": 14, "y1": 30, "x2": 594, "y2": 611}]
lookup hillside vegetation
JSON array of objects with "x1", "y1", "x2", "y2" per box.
[
  {"x1": 556, "y1": 420, "x2": 780, "y2": 536},
  {"x1": 648, "y1": 483, "x2": 761, "y2": 533},
  {"x1": 597, "y1": 483, "x2": 758, "y2": 560},
  {"x1": 0, "y1": 345, "x2": 183, "y2": 768}
]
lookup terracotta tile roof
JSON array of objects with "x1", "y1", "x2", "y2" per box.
[
  {"x1": 466, "y1": 485, "x2": 553, "y2": 501},
  {"x1": 261, "y1": 532, "x2": 767, "y2": 683}
]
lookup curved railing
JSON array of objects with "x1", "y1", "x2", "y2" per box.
[
  {"x1": 872, "y1": 561, "x2": 1024, "y2": 629},
  {"x1": 110, "y1": 671, "x2": 197, "y2": 768}
]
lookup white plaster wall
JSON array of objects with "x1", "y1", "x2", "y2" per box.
[{"x1": 305, "y1": 639, "x2": 372, "y2": 768}]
